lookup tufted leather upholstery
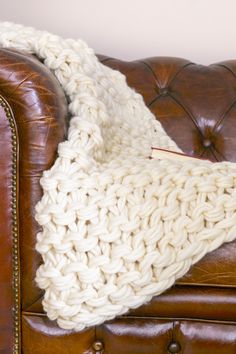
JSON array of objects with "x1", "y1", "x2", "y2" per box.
[{"x1": 0, "y1": 49, "x2": 235, "y2": 354}]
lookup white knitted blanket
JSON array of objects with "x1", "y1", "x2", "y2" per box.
[{"x1": 1, "y1": 22, "x2": 236, "y2": 332}]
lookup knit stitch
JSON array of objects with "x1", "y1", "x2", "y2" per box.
[{"x1": 1, "y1": 22, "x2": 236, "y2": 332}]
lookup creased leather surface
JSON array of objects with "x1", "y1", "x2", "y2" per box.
[
  {"x1": 0, "y1": 47, "x2": 68, "y2": 353},
  {"x1": 22, "y1": 315, "x2": 95, "y2": 354},
  {"x1": 22, "y1": 315, "x2": 236, "y2": 354},
  {"x1": 0, "y1": 48, "x2": 68, "y2": 311}
]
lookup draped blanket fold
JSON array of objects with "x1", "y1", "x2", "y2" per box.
[{"x1": 1, "y1": 22, "x2": 236, "y2": 332}]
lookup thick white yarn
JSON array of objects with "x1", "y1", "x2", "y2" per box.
[{"x1": 1, "y1": 22, "x2": 236, "y2": 332}]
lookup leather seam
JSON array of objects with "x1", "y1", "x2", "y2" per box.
[{"x1": 21, "y1": 311, "x2": 236, "y2": 325}]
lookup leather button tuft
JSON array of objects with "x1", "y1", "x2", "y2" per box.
[
  {"x1": 159, "y1": 87, "x2": 168, "y2": 95},
  {"x1": 92, "y1": 340, "x2": 104, "y2": 351},
  {"x1": 203, "y1": 138, "x2": 212, "y2": 148},
  {"x1": 168, "y1": 341, "x2": 181, "y2": 353}
]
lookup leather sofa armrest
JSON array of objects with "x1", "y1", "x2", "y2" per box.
[{"x1": 0, "y1": 48, "x2": 68, "y2": 353}]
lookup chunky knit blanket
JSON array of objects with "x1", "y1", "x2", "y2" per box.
[{"x1": 1, "y1": 22, "x2": 236, "y2": 332}]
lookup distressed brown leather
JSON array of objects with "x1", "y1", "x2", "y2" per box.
[
  {"x1": 22, "y1": 316, "x2": 236, "y2": 354},
  {"x1": 0, "y1": 48, "x2": 68, "y2": 313},
  {"x1": 0, "y1": 48, "x2": 67, "y2": 353},
  {"x1": 0, "y1": 49, "x2": 235, "y2": 353}
]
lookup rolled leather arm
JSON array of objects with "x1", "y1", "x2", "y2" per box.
[{"x1": 0, "y1": 48, "x2": 68, "y2": 353}]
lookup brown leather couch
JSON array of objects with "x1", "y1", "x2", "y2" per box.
[{"x1": 0, "y1": 48, "x2": 236, "y2": 354}]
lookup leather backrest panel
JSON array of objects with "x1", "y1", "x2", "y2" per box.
[{"x1": 98, "y1": 55, "x2": 236, "y2": 288}]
